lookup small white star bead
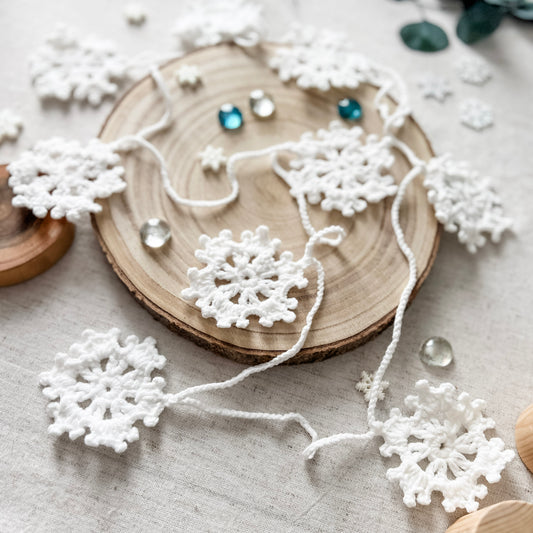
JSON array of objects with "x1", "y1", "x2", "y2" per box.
[
  {"x1": 0, "y1": 109, "x2": 23, "y2": 143},
  {"x1": 417, "y1": 73, "x2": 452, "y2": 103},
  {"x1": 356, "y1": 370, "x2": 389, "y2": 403},
  {"x1": 198, "y1": 145, "x2": 227, "y2": 173},
  {"x1": 176, "y1": 64, "x2": 202, "y2": 87},
  {"x1": 455, "y1": 56, "x2": 491, "y2": 86},
  {"x1": 124, "y1": 3, "x2": 147, "y2": 25},
  {"x1": 460, "y1": 98, "x2": 493, "y2": 131}
]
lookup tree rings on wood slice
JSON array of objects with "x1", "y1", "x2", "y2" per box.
[
  {"x1": 446, "y1": 500, "x2": 533, "y2": 533},
  {"x1": 0, "y1": 164, "x2": 75, "y2": 286},
  {"x1": 92, "y1": 43, "x2": 440, "y2": 365},
  {"x1": 516, "y1": 403, "x2": 533, "y2": 474}
]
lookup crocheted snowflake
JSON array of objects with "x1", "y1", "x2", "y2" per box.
[
  {"x1": 29, "y1": 25, "x2": 129, "y2": 106},
  {"x1": 277, "y1": 122, "x2": 397, "y2": 217},
  {"x1": 40, "y1": 329, "x2": 167, "y2": 453},
  {"x1": 270, "y1": 25, "x2": 375, "y2": 91},
  {"x1": 0, "y1": 109, "x2": 23, "y2": 143},
  {"x1": 173, "y1": 0, "x2": 264, "y2": 52},
  {"x1": 417, "y1": 73, "x2": 452, "y2": 103},
  {"x1": 7, "y1": 137, "x2": 126, "y2": 222},
  {"x1": 198, "y1": 145, "x2": 226, "y2": 173},
  {"x1": 176, "y1": 64, "x2": 202, "y2": 87},
  {"x1": 459, "y1": 98, "x2": 493, "y2": 131},
  {"x1": 356, "y1": 371, "x2": 389, "y2": 403},
  {"x1": 455, "y1": 56, "x2": 491, "y2": 86},
  {"x1": 424, "y1": 155, "x2": 512, "y2": 253},
  {"x1": 375, "y1": 380, "x2": 515, "y2": 513},
  {"x1": 181, "y1": 226, "x2": 309, "y2": 328},
  {"x1": 124, "y1": 3, "x2": 147, "y2": 25}
]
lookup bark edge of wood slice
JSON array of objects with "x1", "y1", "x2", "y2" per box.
[
  {"x1": 92, "y1": 43, "x2": 441, "y2": 365},
  {"x1": 0, "y1": 164, "x2": 75, "y2": 287},
  {"x1": 516, "y1": 403, "x2": 533, "y2": 474},
  {"x1": 446, "y1": 500, "x2": 533, "y2": 533}
]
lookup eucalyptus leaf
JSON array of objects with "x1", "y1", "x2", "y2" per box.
[
  {"x1": 400, "y1": 21, "x2": 449, "y2": 51},
  {"x1": 457, "y1": 1, "x2": 506, "y2": 43},
  {"x1": 510, "y1": 4, "x2": 533, "y2": 19}
]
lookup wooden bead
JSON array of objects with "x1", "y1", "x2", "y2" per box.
[
  {"x1": 0, "y1": 164, "x2": 75, "y2": 286},
  {"x1": 446, "y1": 501, "x2": 533, "y2": 533},
  {"x1": 93, "y1": 43, "x2": 440, "y2": 365},
  {"x1": 516, "y1": 403, "x2": 533, "y2": 474}
]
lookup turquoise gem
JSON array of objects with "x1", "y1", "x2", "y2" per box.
[
  {"x1": 337, "y1": 98, "x2": 362, "y2": 121},
  {"x1": 218, "y1": 104, "x2": 243, "y2": 130}
]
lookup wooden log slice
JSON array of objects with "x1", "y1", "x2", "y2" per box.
[
  {"x1": 516, "y1": 403, "x2": 533, "y2": 474},
  {"x1": 92, "y1": 43, "x2": 440, "y2": 364},
  {"x1": 0, "y1": 164, "x2": 75, "y2": 286}
]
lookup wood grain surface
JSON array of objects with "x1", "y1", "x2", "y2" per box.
[
  {"x1": 0, "y1": 164, "x2": 75, "y2": 286},
  {"x1": 446, "y1": 500, "x2": 533, "y2": 533},
  {"x1": 92, "y1": 43, "x2": 440, "y2": 364},
  {"x1": 516, "y1": 404, "x2": 533, "y2": 475}
]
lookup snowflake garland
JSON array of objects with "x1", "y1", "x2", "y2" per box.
[
  {"x1": 173, "y1": 0, "x2": 264, "y2": 52},
  {"x1": 276, "y1": 121, "x2": 397, "y2": 217},
  {"x1": 176, "y1": 64, "x2": 202, "y2": 87},
  {"x1": 417, "y1": 73, "x2": 452, "y2": 103},
  {"x1": 198, "y1": 145, "x2": 227, "y2": 173},
  {"x1": 459, "y1": 98, "x2": 494, "y2": 131},
  {"x1": 7, "y1": 137, "x2": 126, "y2": 222},
  {"x1": 424, "y1": 155, "x2": 512, "y2": 253},
  {"x1": 455, "y1": 56, "x2": 492, "y2": 86},
  {"x1": 0, "y1": 109, "x2": 23, "y2": 143},
  {"x1": 29, "y1": 25, "x2": 129, "y2": 106},
  {"x1": 40, "y1": 329, "x2": 167, "y2": 453},
  {"x1": 374, "y1": 380, "x2": 515, "y2": 512},
  {"x1": 356, "y1": 371, "x2": 389, "y2": 403},
  {"x1": 181, "y1": 226, "x2": 309, "y2": 328}
]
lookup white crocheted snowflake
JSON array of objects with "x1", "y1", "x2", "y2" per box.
[
  {"x1": 176, "y1": 64, "x2": 202, "y2": 87},
  {"x1": 0, "y1": 109, "x2": 23, "y2": 143},
  {"x1": 375, "y1": 380, "x2": 515, "y2": 513},
  {"x1": 424, "y1": 155, "x2": 511, "y2": 253},
  {"x1": 277, "y1": 122, "x2": 397, "y2": 217},
  {"x1": 270, "y1": 25, "x2": 375, "y2": 91},
  {"x1": 124, "y1": 3, "x2": 147, "y2": 25},
  {"x1": 7, "y1": 137, "x2": 126, "y2": 222},
  {"x1": 460, "y1": 98, "x2": 493, "y2": 131},
  {"x1": 356, "y1": 371, "x2": 389, "y2": 403},
  {"x1": 455, "y1": 56, "x2": 491, "y2": 86},
  {"x1": 29, "y1": 25, "x2": 129, "y2": 106},
  {"x1": 181, "y1": 226, "x2": 308, "y2": 329},
  {"x1": 417, "y1": 73, "x2": 452, "y2": 102},
  {"x1": 40, "y1": 329, "x2": 167, "y2": 453},
  {"x1": 173, "y1": 0, "x2": 264, "y2": 52},
  {"x1": 198, "y1": 145, "x2": 226, "y2": 173}
]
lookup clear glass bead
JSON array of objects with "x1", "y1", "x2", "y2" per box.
[
  {"x1": 249, "y1": 89, "x2": 275, "y2": 119},
  {"x1": 140, "y1": 218, "x2": 171, "y2": 249},
  {"x1": 419, "y1": 337, "x2": 453, "y2": 367},
  {"x1": 218, "y1": 103, "x2": 243, "y2": 130}
]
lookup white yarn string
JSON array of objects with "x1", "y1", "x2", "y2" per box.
[{"x1": 302, "y1": 165, "x2": 423, "y2": 459}]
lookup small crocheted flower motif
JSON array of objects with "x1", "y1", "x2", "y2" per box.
[
  {"x1": 278, "y1": 121, "x2": 397, "y2": 217},
  {"x1": 417, "y1": 73, "x2": 452, "y2": 103},
  {"x1": 375, "y1": 380, "x2": 515, "y2": 513},
  {"x1": 0, "y1": 109, "x2": 23, "y2": 143},
  {"x1": 181, "y1": 226, "x2": 309, "y2": 329},
  {"x1": 455, "y1": 56, "x2": 491, "y2": 86},
  {"x1": 459, "y1": 98, "x2": 493, "y2": 131},
  {"x1": 7, "y1": 137, "x2": 126, "y2": 222},
  {"x1": 124, "y1": 3, "x2": 147, "y2": 25},
  {"x1": 270, "y1": 25, "x2": 374, "y2": 91},
  {"x1": 356, "y1": 371, "x2": 389, "y2": 403},
  {"x1": 176, "y1": 64, "x2": 202, "y2": 87},
  {"x1": 40, "y1": 329, "x2": 167, "y2": 453},
  {"x1": 29, "y1": 25, "x2": 129, "y2": 106},
  {"x1": 198, "y1": 145, "x2": 226, "y2": 173},
  {"x1": 173, "y1": 0, "x2": 264, "y2": 52},
  {"x1": 424, "y1": 155, "x2": 512, "y2": 253}
]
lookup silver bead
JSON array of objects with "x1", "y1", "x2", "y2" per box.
[
  {"x1": 140, "y1": 218, "x2": 171, "y2": 249},
  {"x1": 419, "y1": 337, "x2": 453, "y2": 367},
  {"x1": 249, "y1": 89, "x2": 276, "y2": 119}
]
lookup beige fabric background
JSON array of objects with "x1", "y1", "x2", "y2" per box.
[{"x1": 1, "y1": 1, "x2": 532, "y2": 532}]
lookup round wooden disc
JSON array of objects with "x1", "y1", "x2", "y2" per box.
[
  {"x1": 93, "y1": 43, "x2": 440, "y2": 364},
  {"x1": 516, "y1": 403, "x2": 533, "y2": 474},
  {"x1": 0, "y1": 164, "x2": 75, "y2": 286}
]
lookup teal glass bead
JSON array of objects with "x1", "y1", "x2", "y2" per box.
[
  {"x1": 337, "y1": 98, "x2": 362, "y2": 121},
  {"x1": 218, "y1": 104, "x2": 243, "y2": 130}
]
